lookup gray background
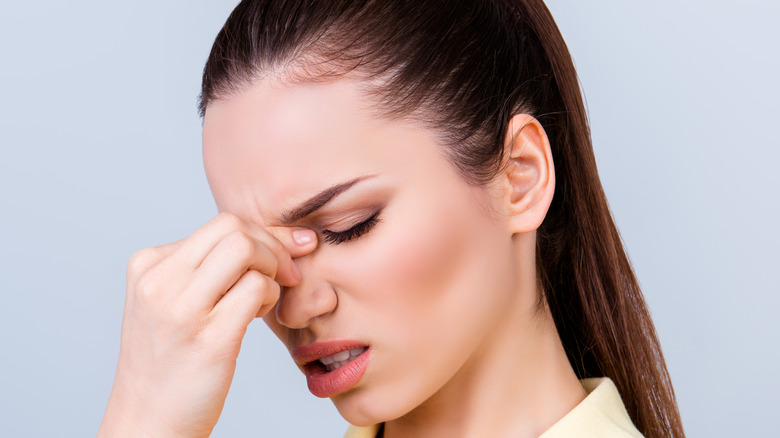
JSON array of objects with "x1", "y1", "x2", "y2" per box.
[{"x1": 1, "y1": 1, "x2": 777, "y2": 436}]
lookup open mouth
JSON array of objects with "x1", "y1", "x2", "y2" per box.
[
  {"x1": 299, "y1": 345, "x2": 371, "y2": 398},
  {"x1": 315, "y1": 346, "x2": 368, "y2": 372},
  {"x1": 293, "y1": 341, "x2": 372, "y2": 397}
]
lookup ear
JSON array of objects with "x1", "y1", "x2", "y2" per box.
[{"x1": 500, "y1": 114, "x2": 555, "y2": 234}]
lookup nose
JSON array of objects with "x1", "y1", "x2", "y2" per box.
[{"x1": 275, "y1": 274, "x2": 338, "y2": 329}]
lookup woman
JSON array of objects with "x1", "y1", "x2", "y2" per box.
[{"x1": 99, "y1": 0, "x2": 684, "y2": 437}]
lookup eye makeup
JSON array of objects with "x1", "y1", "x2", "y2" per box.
[{"x1": 321, "y1": 210, "x2": 382, "y2": 245}]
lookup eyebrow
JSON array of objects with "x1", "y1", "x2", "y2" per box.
[{"x1": 278, "y1": 175, "x2": 375, "y2": 225}]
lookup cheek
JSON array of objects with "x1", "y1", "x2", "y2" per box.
[
  {"x1": 335, "y1": 187, "x2": 502, "y2": 345},
  {"x1": 342, "y1": 201, "x2": 468, "y2": 316},
  {"x1": 328, "y1": 189, "x2": 514, "y2": 420}
]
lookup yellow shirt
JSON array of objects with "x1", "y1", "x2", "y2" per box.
[{"x1": 343, "y1": 378, "x2": 643, "y2": 437}]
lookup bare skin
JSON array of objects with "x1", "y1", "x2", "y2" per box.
[
  {"x1": 98, "y1": 216, "x2": 318, "y2": 437},
  {"x1": 99, "y1": 78, "x2": 585, "y2": 438}
]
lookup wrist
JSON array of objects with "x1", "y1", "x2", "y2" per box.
[{"x1": 98, "y1": 387, "x2": 174, "y2": 438}]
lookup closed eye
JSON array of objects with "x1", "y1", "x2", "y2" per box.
[{"x1": 321, "y1": 211, "x2": 382, "y2": 245}]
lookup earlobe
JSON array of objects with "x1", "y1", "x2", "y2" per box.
[{"x1": 502, "y1": 114, "x2": 555, "y2": 233}]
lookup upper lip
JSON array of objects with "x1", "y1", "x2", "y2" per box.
[{"x1": 292, "y1": 340, "x2": 369, "y2": 366}]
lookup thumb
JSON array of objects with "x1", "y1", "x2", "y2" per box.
[
  {"x1": 264, "y1": 226, "x2": 318, "y2": 258},
  {"x1": 288, "y1": 228, "x2": 319, "y2": 258},
  {"x1": 262, "y1": 226, "x2": 318, "y2": 283}
]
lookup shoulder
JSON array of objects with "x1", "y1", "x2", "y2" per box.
[{"x1": 540, "y1": 378, "x2": 644, "y2": 438}]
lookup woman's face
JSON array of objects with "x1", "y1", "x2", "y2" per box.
[{"x1": 203, "y1": 79, "x2": 523, "y2": 425}]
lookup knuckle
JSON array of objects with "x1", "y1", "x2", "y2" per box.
[
  {"x1": 224, "y1": 231, "x2": 257, "y2": 260},
  {"x1": 266, "y1": 279, "x2": 281, "y2": 302},
  {"x1": 272, "y1": 244, "x2": 290, "y2": 273},
  {"x1": 242, "y1": 269, "x2": 266, "y2": 287},
  {"x1": 127, "y1": 247, "x2": 161, "y2": 277},
  {"x1": 264, "y1": 230, "x2": 293, "y2": 263},
  {"x1": 240, "y1": 271, "x2": 273, "y2": 302},
  {"x1": 265, "y1": 233, "x2": 285, "y2": 255},
  {"x1": 265, "y1": 253, "x2": 279, "y2": 279},
  {"x1": 133, "y1": 271, "x2": 159, "y2": 302},
  {"x1": 214, "y1": 211, "x2": 245, "y2": 232}
]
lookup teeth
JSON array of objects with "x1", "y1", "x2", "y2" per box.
[
  {"x1": 318, "y1": 347, "x2": 366, "y2": 371},
  {"x1": 332, "y1": 350, "x2": 351, "y2": 362}
]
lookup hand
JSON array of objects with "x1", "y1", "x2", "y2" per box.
[{"x1": 98, "y1": 212, "x2": 317, "y2": 438}]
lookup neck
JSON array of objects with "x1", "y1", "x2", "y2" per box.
[{"x1": 384, "y1": 243, "x2": 586, "y2": 438}]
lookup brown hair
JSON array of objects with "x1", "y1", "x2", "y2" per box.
[{"x1": 199, "y1": 1, "x2": 684, "y2": 436}]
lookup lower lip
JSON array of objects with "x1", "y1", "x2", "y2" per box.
[{"x1": 304, "y1": 348, "x2": 371, "y2": 398}]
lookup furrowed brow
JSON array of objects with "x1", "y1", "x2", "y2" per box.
[{"x1": 279, "y1": 175, "x2": 374, "y2": 225}]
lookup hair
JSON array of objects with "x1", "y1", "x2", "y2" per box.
[{"x1": 198, "y1": 1, "x2": 684, "y2": 436}]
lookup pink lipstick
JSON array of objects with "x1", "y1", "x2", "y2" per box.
[{"x1": 293, "y1": 340, "x2": 371, "y2": 398}]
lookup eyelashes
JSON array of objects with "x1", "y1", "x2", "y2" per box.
[{"x1": 321, "y1": 211, "x2": 382, "y2": 245}]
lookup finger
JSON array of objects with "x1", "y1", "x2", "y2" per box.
[
  {"x1": 169, "y1": 212, "x2": 256, "y2": 270},
  {"x1": 183, "y1": 223, "x2": 317, "y2": 310},
  {"x1": 265, "y1": 227, "x2": 318, "y2": 259},
  {"x1": 259, "y1": 226, "x2": 318, "y2": 285},
  {"x1": 126, "y1": 239, "x2": 184, "y2": 289},
  {"x1": 210, "y1": 270, "x2": 281, "y2": 334},
  {"x1": 185, "y1": 230, "x2": 279, "y2": 310},
  {"x1": 169, "y1": 213, "x2": 317, "y2": 280},
  {"x1": 195, "y1": 222, "x2": 317, "y2": 287}
]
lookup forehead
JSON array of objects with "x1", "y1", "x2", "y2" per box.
[{"x1": 202, "y1": 79, "x2": 440, "y2": 224}]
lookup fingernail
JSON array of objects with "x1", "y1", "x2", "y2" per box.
[
  {"x1": 292, "y1": 229, "x2": 315, "y2": 246},
  {"x1": 290, "y1": 260, "x2": 302, "y2": 280}
]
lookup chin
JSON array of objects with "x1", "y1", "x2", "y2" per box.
[{"x1": 330, "y1": 386, "x2": 413, "y2": 427}]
